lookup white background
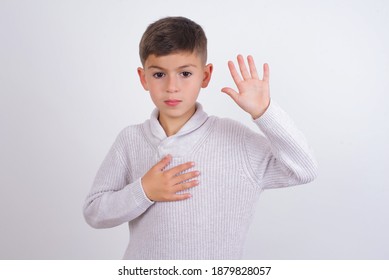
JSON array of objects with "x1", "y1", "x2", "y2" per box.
[{"x1": 1, "y1": 0, "x2": 388, "y2": 259}]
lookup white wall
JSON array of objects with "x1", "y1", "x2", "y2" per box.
[{"x1": 1, "y1": 0, "x2": 388, "y2": 259}]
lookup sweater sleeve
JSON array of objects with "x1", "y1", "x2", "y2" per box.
[
  {"x1": 83, "y1": 131, "x2": 154, "y2": 229},
  {"x1": 244, "y1": 100, "x2": 318, "y2": 189}
]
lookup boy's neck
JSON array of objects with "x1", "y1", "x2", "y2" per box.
[{"x1": 158, "y1": 107, "x2": 196, "y2": 137}]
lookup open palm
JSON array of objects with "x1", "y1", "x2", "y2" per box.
[{"x1": 221, "y1": 55, "x2": 270, "y2": 119}]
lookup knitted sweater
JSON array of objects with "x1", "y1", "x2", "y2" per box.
[{"x1": 83, "y1": 101, "x2": 317, "y2": 259}]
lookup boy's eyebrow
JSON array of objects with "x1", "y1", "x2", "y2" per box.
[{"x1": 147, "y1": 64, "x2": 198, "y2": 70}]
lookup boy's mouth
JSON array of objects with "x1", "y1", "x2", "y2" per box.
[{"x1": 164, "y1": 99, "x2": 182, "y2": 107}]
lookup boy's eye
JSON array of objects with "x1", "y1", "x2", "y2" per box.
[
  {"x1": 153, "y1": 72, "x2": 165, "y2": 79},
  {"x1": 181, "y1": 71, "x2": 192, "y2": 78}
]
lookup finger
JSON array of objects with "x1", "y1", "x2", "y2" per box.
[
  {"x1": 153, "y1": 154, "x2": 172, "y2": 172},
  {"x1": 173, "y1": 179, "x2": 199, "y2": 193},
  {"x1": 221, "y1": 87, "x2": 239, "y2": 102},
  {"x1": 165, "y1": 161, "x2": 195, "y2": 177},
  {"x1": 172, "y1": 170, "x2": 200, "y2": 185},
  {"x1": 263, "y1": 63, "x2": 270, "y2": 82},
  {"x1": 169, "y1": 193, "x2": 192, "y2": 201},
  {"x1": 227, "y1": 60, "x2": 243, "y2": 85},
  {"x1": 247, "y1": 55, "x2": 259, "y2": 80},
  {"x1": 237, "y1": 54, "x2": 251, "y2": 80}
]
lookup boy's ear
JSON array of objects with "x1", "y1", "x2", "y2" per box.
[
  {"x1": 201, "y1": 63, "x2": 213, "y2": 88},
  {"x1": 137, "y1": 67, "x2": 149, "y2": 91}
]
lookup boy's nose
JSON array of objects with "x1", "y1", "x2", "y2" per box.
[{"x1": 166, "y1": 76, "x2": 179, "y2": 93}]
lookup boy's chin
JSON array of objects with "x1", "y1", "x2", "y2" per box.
[{"x1": 159, "y1": 106, "x2": 196, "y2": 118}]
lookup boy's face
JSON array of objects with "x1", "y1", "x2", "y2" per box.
[{"x1": 137, "y1": 52, "x2": 213, "y2": 125}]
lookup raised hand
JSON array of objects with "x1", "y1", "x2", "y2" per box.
[
  {"x1": 221, "y1": 55, "x2": 270, "y2": 119},
  {"x1": 141, "y1": 155, "x2": 200, "y2": 202}
]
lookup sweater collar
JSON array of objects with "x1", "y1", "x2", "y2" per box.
[
  {"x1": 149, "y1": 102, "x2": 208, "y2": 140},
  {"x1": 143, "y1": 102, "x2": 212, "y2": 158}
]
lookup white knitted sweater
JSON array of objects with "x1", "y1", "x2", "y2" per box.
[{"x1": 83, "y1": 101, "x2": 317, "y2": 259}]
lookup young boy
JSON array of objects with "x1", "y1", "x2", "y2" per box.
[{"x1": 83, "y1": 16, "x2": 317, "y2": 259}]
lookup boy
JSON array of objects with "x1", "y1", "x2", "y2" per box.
[{"x1": 83, "y1": 16, "x2": 317, "y2": 259}]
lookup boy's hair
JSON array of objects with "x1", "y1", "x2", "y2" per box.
[{"x1": 139, "y1": 16, "x2": 207, "y2": 65}]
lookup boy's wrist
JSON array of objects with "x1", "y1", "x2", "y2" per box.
[
  {"x1": 140, "y1": 177, "x2": 155, "y2": 203},
  {"x1": 250, "y1": 99, "x2": 271, "y2": 120}
]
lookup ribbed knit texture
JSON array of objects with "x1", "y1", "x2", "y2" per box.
[{"x1": 83, "y1": 101, "x2": 318, "y2": 259}]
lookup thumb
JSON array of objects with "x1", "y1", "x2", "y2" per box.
[
  {"x1": 153, "y1": 154, "x2": 172, "y2": 172},
  {"x1": 221, "y1": 87, "x2": 239, "y2": 102}
]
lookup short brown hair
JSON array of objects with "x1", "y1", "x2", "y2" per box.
[{"x1": 139, "y1": 16, "x2": 207, "y2": 65}]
